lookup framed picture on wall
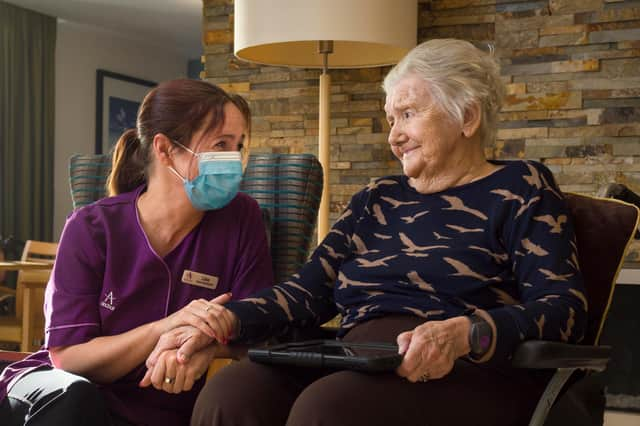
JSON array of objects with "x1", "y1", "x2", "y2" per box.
[{"x1": 95, "y1": 69, "x2": 156, "y2": 154}]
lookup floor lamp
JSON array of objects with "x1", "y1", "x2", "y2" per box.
[{"x1": 234, "y1": 0, "x2": 417, "y2": 242}]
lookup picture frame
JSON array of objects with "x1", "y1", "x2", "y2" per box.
[{"x1": 95, "y1": 69, "x2": 156, "y2": 154}]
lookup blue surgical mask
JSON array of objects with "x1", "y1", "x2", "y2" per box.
[{"x1": 169, "y1": 142, "x2": 243, "y2": 211}]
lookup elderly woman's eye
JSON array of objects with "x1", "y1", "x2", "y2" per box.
[{"x1": 403, "y1": 111, "x2": 413, "y2": 119}]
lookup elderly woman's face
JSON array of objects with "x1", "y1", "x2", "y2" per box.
[{"x1": 384, "y1": 75, "x2": 463, "y2": 180}]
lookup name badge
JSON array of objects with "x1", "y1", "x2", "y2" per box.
[{"x1": 182, "y1": 270, "x2": 219, "y2": 289}]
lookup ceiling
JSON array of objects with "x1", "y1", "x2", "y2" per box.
[{"x1": 6, "y1": 0, "x2": 203, "y2": 58}]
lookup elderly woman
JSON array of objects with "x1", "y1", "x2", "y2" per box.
[{"x1": 153, "y1": 39, "x2": 586, "y2": 426}]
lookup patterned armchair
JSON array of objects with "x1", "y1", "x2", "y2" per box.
[
  {"x1": 68, "y1": 154, "x2": 112, "y2": 210},
  {"x1": 240, "y1": 153, "x2": 322, "y2": 282}
]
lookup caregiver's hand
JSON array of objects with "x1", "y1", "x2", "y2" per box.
[{"x1": 139, "y1": 346, "x2": 215, "y2": 394}]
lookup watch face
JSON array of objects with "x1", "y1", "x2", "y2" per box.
[
  {"x1": 470, "y1": 315, "x2": 492, "y2": 356},
  {"x1": 479, "y1": 334, "x2": 491, "y2": 350}
]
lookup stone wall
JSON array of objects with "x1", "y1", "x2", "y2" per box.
[{"x1": 202, "y1": 0, "x2": 640, "y2": 223}]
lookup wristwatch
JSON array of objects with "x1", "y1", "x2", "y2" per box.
[{"x1": 468, "y1": 313, "x2": 492, "y2": 359}]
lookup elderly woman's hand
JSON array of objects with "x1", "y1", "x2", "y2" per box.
[
  {"x1": 157, "y1": 293, "x2": 235, "y2": 342},
  {"x1": 396, "y1": 316, "x2": 471, "y2": 382}
]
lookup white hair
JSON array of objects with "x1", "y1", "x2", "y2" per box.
[{"x1": 383, "y1": 39, "x2": 504, "y2": 146}]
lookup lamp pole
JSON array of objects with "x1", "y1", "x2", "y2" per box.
[{"x1": 317, "y1": 40, "x2": 333, "y2": 242}]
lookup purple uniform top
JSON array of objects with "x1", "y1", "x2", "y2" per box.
[{"x1": 0, "y1": 186, "x2": 274, "y2": 425}]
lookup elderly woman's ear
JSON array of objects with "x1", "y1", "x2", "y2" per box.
[{"x1": 461, "y1": 102, "x2": 482, "y2": 139}]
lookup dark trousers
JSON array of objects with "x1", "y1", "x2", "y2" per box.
[
  {"x1": 192, "y1": 315, "x2": 549, "y2": 426},
  {"x1": 0, "y1": 368, "x2": 132, "y2": 426}
]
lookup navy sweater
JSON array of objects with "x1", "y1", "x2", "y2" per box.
[{"x1": 226, "y1": 160, "x2": 588, "y2": 365}]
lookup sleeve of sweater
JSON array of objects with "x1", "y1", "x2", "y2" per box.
[
  {"x1": 475, "y1": 161, "x2": 588, "y2": 365},
  {"x1": 225, "y1": 189, "x2": 369, "y2": 344}
]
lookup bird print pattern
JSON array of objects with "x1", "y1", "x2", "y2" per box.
[
  {"x1": 224, "y1": 160, "x2": 587, "y2": 365},
  {"x1": 401, "y1": 210, "x2": 430, "y2": 224}
]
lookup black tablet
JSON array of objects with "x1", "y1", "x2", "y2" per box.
[{"x1": 248, "y1": 340, "x2": 403, "y2": 373}]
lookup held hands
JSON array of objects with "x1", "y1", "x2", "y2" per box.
[
  {"x1": 158, "y1": 293, "x2": 236, "y2": 344},
  {"x1": 147, "y1": 325, "x2": 213, "y2": 367},
  {"x1": 150, "y1": 302, "x2": 239, "y2": 365},
  {"x1": 396, "y1": 316, "x2": 471, "y2": 382},
  {"x1": 142, "y1": 295, "x2": 239, "y2": 394},
  {"x1": 140, "y1": 326, "x2": 214, "y2": 393}
]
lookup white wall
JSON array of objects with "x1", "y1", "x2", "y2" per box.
[{"x1": 54, "y1": 20, "x2": 188, "y2": 237}]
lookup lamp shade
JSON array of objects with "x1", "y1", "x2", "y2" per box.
[{"x1": 234, "y1": 0, "x2": 417, "y2": 68}]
